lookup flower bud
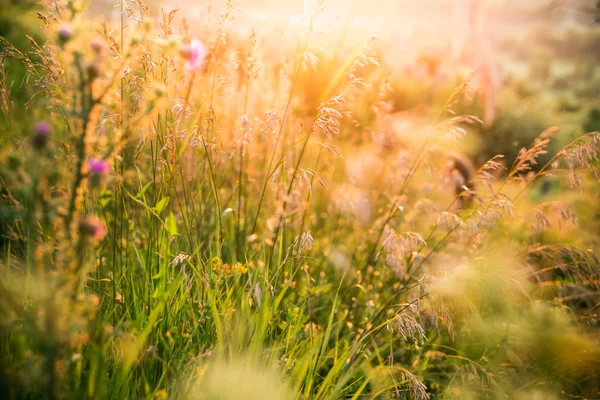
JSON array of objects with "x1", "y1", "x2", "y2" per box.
[
  {"x1": 87, "y1": 63, "x2": 101, "y2": 81},
  {"x1": 90, "y1": 38, "x2": 105, "y2": 55},
  {"x1": 58, "y1": 25, "x2": 73, "y2": 43}
]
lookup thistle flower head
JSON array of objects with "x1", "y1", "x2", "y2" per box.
[
  {"x1": 58, "y1": 25, "x2": 73, "y2": 43},
  {"x1": 32, "y1": 121, "x2": 51, "y2": 150},
  {"x1": 88, "y1": 158, "x2": 110, "y2": 175},
  {"x1": 90, "y1": 38, "x2": 105, "y2": 55},
  {"x1": 78, "y1": 216, "x2": 106, "y2": 241},
  {"x1": 35, "y1": 121, "x2": 51, "y2": 136},
  {"x1": 180, "y1": 39, "x2": 208, "y2": 72},
  {"x1": 87, "y1": 64, "x2": 101, "y2": 80}
]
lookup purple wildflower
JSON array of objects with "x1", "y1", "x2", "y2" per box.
[
  {"x1": 88, "y1": 158, "x2": 109, "y2": 188},
  {"x1": 88, "y1": 158, "x2": 110, "y2": 175},
  {"x1": 35, "y1": 121, "x2": 51, "y2": 136}
]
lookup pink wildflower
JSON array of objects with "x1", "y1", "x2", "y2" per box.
[
  {"x1": 180, "y1": 39, "x2": 207, "y2": 72},
  {"x1": 79, "y1": 216, "x2": 106, "y2": 242}
]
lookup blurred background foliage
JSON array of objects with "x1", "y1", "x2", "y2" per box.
[
  {"x1": 0, "y1": 0, "x2": 44, "y2": 137},
  {"x1": 0, "y1": 0, "x2": 599, "y2": 399}
]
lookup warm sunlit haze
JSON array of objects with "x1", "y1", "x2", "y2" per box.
[{"x1": 1, "y1": 0, "x2": 600, "y2": 399}]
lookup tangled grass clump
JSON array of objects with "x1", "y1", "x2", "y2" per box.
[{"x1": 0, "y1": 1, "x2": 599, "y2": 399}]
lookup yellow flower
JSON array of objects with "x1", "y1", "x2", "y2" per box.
[
  {"x1": 233, "y1": 262, "x2": 248, "y2": 274},
  {"x1": 212, "y1": 256, "x2": 223, "y2": 273},
  {"x1": 223, "y1": 263, "x2": 232, "y2": 274}
]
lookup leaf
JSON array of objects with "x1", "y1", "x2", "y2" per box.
[
  {"x1": 99, "y1": 191, "x2": 113, "y2": 208},
  {"x1": 152, "y1": 271, "x2": 164, "y2": 280},
  {"x1": 166, "y1": 212, "x2": 178, "y2": 236},
  {"x1": 138, "y1": 182, "x2": 152, "y2": 199},
  {"x1": 154, "y1": 197, "x2": 170, "y2": 213}
]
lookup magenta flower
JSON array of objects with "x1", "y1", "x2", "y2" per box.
[
  {"x1": 180, "y1": 39, "x2": 207, "y2": 72},
  {"x1": 35, "y1": 121, "x2": 51, "y2": 136},
  {"x1": 88, "y1": 158, "x2": 110, "y2": 175}
]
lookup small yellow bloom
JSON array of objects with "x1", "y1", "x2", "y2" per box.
[
  {"x1": 212, "y1": 256, "x2": 223, "y2": 273},
  {"x1": 233, "y1": 262, "x2": 248, "y2": 274}
]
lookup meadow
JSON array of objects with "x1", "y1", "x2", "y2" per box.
[{"x1": 1, "y1": 0, "x2": 600, "y2": 399}]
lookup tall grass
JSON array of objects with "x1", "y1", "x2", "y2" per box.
[{"x1": 0, "y1": 1, "x2": 599, "y2": 399}]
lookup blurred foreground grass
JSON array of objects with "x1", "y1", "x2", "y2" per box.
[{"x1": 0, "y1": 1, "x2": 600, "y2": 399}]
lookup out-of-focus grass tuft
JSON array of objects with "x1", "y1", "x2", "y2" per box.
[{"x1": 0, "y1": 1, "x2": 599, "y2": 399}]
